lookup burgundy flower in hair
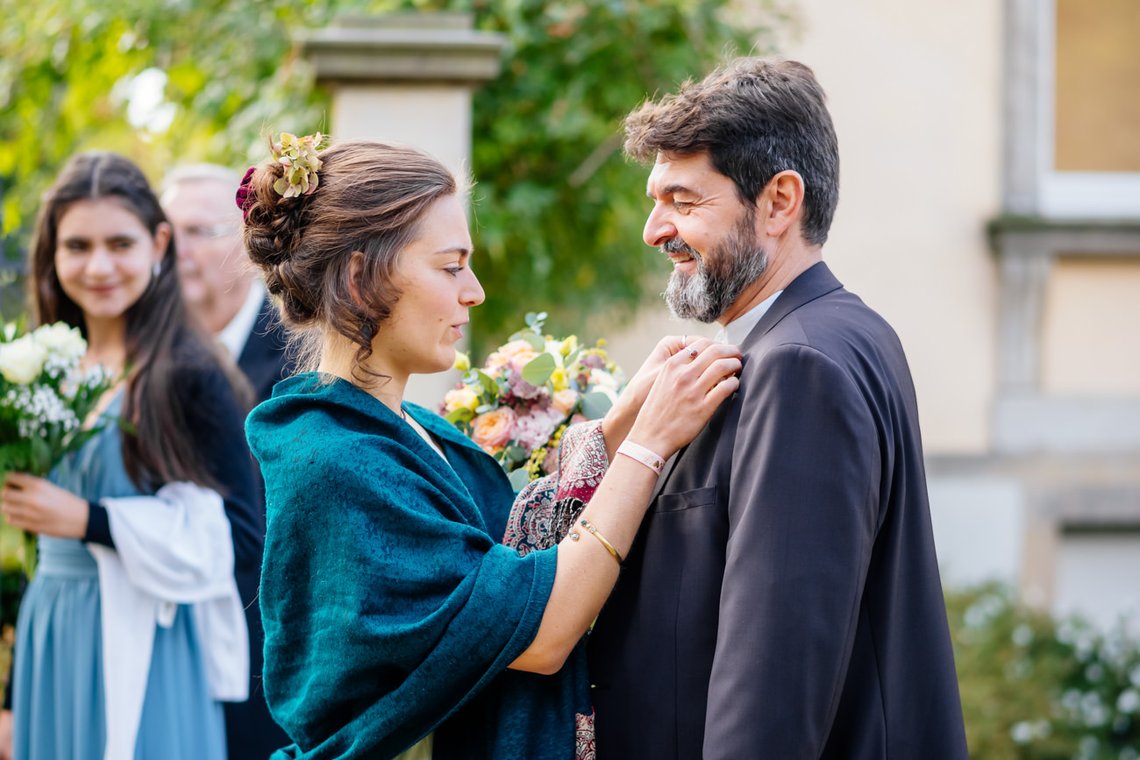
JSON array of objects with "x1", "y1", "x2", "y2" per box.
[{"x1": 235, "y1": 166, "x2": 256, "y2": 220}]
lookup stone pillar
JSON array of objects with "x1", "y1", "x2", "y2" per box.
[{"x1": 301, "y1": 13, "x2": 505, "y2": 407}]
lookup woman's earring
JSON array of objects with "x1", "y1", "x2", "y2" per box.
[{"x1": 152, "y1": 261, "x2": 162, "y2": 278}]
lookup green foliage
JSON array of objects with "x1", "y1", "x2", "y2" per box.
[
  {"x1": 408, "y1": 0, "x2": 776, "y2": 351},
  {"x1": 947, "y1": 584, "x2": 1140, "y2": 759},
  {"x1": 0, "y1": 0, "x2": 783, "y2": 351},
  {"x1": 0, "y1": 0, "x2": 391, "y2": 237}
]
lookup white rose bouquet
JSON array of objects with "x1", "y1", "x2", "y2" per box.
[{"x1": 0, "y1": 320, "x2": 117, "y2": 577}]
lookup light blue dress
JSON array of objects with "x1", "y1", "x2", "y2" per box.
[{"x1": 12, "y1": 395, "x2": 226, "y2": 759}]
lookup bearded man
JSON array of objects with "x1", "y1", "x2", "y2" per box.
[{"x1": 587, "y1": 58, "x2": 969, "y2": 759}]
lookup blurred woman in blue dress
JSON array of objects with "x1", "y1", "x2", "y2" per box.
[{"x1": 0, "y1": 152, "x2": 261, "y2": 759}]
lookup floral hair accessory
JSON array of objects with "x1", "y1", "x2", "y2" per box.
[
  {"x1": 269, "y1": 132, "x2": 327, "y2": 199},
  {"x1": 234, "y1": 166, "x2": 256, "y2": 220}
]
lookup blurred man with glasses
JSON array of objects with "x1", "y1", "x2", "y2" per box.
[
  {"x1": 161, "y1": 165, "x2": 290, "y2": 757},
  {"x1": 162, "y1": 165, "x2": 290, "y2": 402}
]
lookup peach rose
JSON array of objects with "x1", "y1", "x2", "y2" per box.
[
  {"x1": 552, "y1": 389, "x2": 579, "y2": 416},
  {"x1": 470, "y1": 407, "x2": 517, "y2": 454}
]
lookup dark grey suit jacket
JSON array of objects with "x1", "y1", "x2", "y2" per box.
[
  {"x1": 588, "y1": 263, "x2": 968, "y2": 759},
  {"x1": 236, "y1": 298, "x2": 291, "y2": 405},
  {"x1": 226, "y1": 297, "x2": 292, "y2": 757}
]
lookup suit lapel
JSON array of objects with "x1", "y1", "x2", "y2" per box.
[
  {"x1": 740, "y1": 261, "x2": 843, "y2": 352},
  {"x1": 647, "y1": 263, "x2": 844, "y2": 502}
]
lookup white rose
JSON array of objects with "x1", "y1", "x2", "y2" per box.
[
  {"x1": 588, "y1": 368, "x2": 620, "y2": 391},
  {"x1": 0, "y1": 336, "x2": 49, "y2": 385},
  {"x1": 33, "y1": 322, "x2": 87, "y2": 361}
]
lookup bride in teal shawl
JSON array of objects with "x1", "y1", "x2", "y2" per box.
[{"x1": 239, "y1": 137, "x2": 742, "y2": 759}]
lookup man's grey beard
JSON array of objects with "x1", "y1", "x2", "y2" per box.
[{"x1": 663, "y1": 212, "x2": 768, "y2": 323}]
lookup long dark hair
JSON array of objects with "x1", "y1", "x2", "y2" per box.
[{"x1": 29, "y1": 151, "x2": 235, "y2": 490}]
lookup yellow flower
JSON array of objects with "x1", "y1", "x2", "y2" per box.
[
  {"x1": 550, "y1": 366, "x2": 570, "y2": 392},
  {"x1": 559, "y1": 336, "x2": 578, "y2": 357},
  {"x1": 444, "y1": 386, "x2": 479, "y2": 413},
  {"x1": 452, "y1": 351, "x2": 471, "y2": 373}
]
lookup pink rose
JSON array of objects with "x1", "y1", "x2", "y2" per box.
[
  {"x1": 470, "y1": 407, "x2": 517, "y2": 454},
  {"x1": 486, "y1": 340, "x2": 539, "y2": 375}
]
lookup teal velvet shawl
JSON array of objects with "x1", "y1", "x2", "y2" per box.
[{"x1": 246, "y1": 373, "x2": 579, "y2": 759}]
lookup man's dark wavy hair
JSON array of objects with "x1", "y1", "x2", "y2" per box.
[{"x1": 624, "y1": 57, "x2": 840, "y2": 246}]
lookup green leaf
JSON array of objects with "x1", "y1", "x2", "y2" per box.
[
  {"x1": 502, "y1": 445, "x2": 528, "y2": 464},
  {"x1": 474, "y1": 370, "x2": 499, "y2": 399},
  {"x1": 444, "y1": 407, "x2": 474, "y2": 425},
  {"x1": 507, "y1": 467, "x2": 532, "y2": 492},
  {"x1": 28, "y1": 435, "x2": 53, "y2": 477},
  {"x1": 521, "y1": 352, "x2": 556, "y2": 386},
  {"x1": 580, "y1": 391, "x2": 613, "y2": 420},
  {"x1": 522, "y1": 332, "x2": 546, "y2": 352},
  {"x1": 524, "y1": 311, "x2": 547, "y2": 332}
]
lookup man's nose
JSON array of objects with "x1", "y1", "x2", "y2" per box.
[{"x1": 643, "y1": 205, "x2": 677, "y2": 248}]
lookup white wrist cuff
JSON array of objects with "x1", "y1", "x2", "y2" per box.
[{"x1": 617, "y1": 440, "x2": 666, "y2": 475}]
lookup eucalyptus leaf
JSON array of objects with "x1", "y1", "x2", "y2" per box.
[
  {"x1": 507, "y1": 467, "x2": 532, "y2": 492},
  {"x1": 503, "y1": 445, "x2": 529, "y2": 464},
  {"x1": 522, "y1": 353, "x2": 556, "y2": 386},
  {"x1": 580, "y1": 391, "x2": 613, "y2": 420}
]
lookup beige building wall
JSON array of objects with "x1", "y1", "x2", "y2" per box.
[{"x1": 1040, "y1": 258, "x2": 1140, "y2": 395}]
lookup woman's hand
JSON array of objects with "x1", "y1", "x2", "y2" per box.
[
  {"x1": 626, "y1": 338, "x2": 742, "y2": 459},
  {"x1": 0, "y1": 708, "x2": 12, "y2": 760},
  {"x1": 601, "y1": 334, "x2": 695, "y2": 457},
  {"x1": 1, "y1": 473, "x2": 89, "y2": 540}
]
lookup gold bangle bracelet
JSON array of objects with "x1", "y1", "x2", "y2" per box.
[{"x1": 577, "y1": 518, "x2": 624, "y2": 566}]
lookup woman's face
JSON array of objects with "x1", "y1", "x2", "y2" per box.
[
  {"x1": 54, "y1": 198, "x2": 168, "y2": 329},
  {"x1": 376, "y1": 193, "x2": 485, "y2": 377}
]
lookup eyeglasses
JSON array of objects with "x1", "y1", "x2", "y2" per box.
[{"x1": 177, "y1": 223, "x2": 239, "y2": 241}]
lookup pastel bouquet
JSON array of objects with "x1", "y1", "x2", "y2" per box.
[
  {"x1": 441, "y1": 313, "x2": 625, "y2": 490},
  {"x1": 0, "y1": 320, "x2": 117, "y2": 577}
]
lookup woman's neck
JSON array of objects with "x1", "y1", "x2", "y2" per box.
[
  {"x1": 82, "y1": 315, "x2": 128, "y2": 373},
  {"x1": 317, "y1": 333, "x2": 407, "y2": 416}
]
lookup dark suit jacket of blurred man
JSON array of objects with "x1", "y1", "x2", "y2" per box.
[
  {"x1": 227, "y1": 295, "x2": 291, "y2": 757},
  {"x1": 589, "y1": 263, "x2": 969, "y2": 759}
]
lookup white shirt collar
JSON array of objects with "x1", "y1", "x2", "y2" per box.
[
  {"x1": 217, "y1": 279, "x2": 267, "y2": 359},
  {"x1": 715, "y1": 290, "x2": 783, "y2": 345}
]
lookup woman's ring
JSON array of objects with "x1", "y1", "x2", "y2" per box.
[{"x1": 689, "y1": 348, "x2": 699, "y2": 360}]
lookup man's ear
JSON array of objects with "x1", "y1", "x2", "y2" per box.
[{"x1": 759, "y1": 170, "x2": 806, "y2": 238}]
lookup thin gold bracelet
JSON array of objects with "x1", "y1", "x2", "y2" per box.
[{"x1": 576, "y1": 518, "x2": 624, "y2": 565}]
